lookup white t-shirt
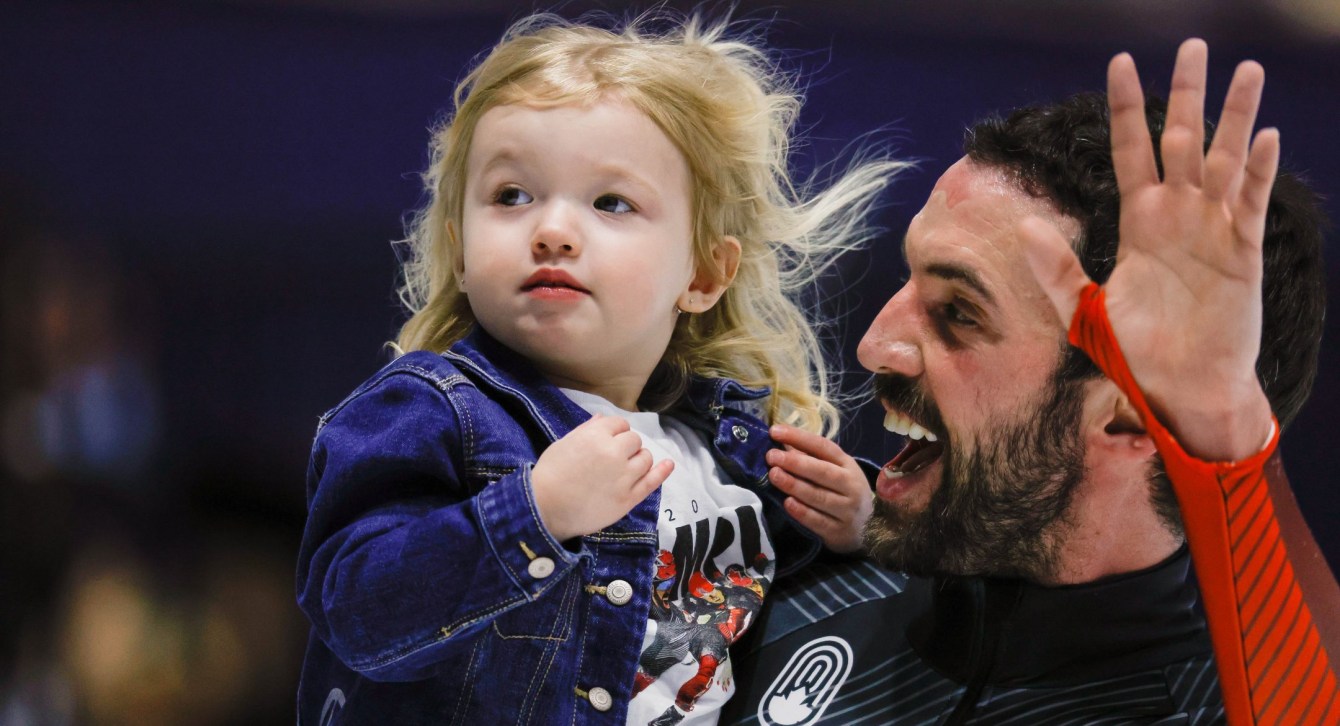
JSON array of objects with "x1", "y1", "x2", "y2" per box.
[{"x1": 561, "y1": 389, "x2": 776, "y2": 726}]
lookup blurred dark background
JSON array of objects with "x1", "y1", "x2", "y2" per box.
[{"x1": 2, "y1": 1, "x2": 1337, "y2": 723}]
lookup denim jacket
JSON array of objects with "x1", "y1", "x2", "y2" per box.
[{"x1": 296, "y1": 329, "x2": 822, "y2": 725}]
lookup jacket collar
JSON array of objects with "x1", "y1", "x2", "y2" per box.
[
  {"x1": 444, "y1": 327, "x2": 771, "y2": 441},
  {"x1": 677, "y1": 374, "x2": 771, "y2": 426},
  {"x1": 907, "y1": 545, "x2": 1212, "y2": 686},
  {"x1": 444, "y1": 328, "x2": 591, "y2": 443}
]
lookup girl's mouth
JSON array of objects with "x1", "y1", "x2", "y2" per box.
[{"x1": 521, "y1": 268, "x2": 590, "y2": 294}]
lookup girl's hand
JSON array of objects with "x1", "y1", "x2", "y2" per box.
[
  {"x1": 766, "y1": 423, "x2": 872, "y2": 553},
  {"x1": 532, "y1": 415, "x2": 673, "y2": 542}
]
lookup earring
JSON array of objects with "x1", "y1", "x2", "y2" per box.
[{"x1": 674, "y1": 305, "x2": 683, "y2": 315}]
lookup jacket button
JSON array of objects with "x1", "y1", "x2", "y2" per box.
[
  {"x1": 731, "y1": 424, "x2": 749, "y2": 442},
  {"x1": 527, "y1": 557, "x2": 555, "y2": 579},
  {"x1": 605, "y1": 579, "x2": 633, "y2": 606},
  {"x1": 588, "y1": 686, "x2": 613, "y2": 711}
]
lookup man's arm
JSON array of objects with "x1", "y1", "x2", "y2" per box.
[{"x1": 1020, "y1": 39, "x2": 1340, "y2": 726}]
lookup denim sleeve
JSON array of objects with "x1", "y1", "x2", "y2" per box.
[{"x1": 296, "y1": 370, "x2": 585, "y2": 681}]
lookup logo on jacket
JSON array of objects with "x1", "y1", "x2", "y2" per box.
[
  {"x1": 757, "y1": 636, "x2": 852, "y2": 725},
  {"x1": 320, "y1": 688, "x2": 345, "y2": 726}
]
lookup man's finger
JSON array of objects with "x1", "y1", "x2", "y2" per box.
[
  {"x1": 1161, "y1": 38, "x2": 1209, "y2": 187},
  {"x1": 1204, "y1": 60, "x2": 1265, "y2": 202},
  {"x1": 1107, "y1": 51, "x2": 1159, "y2": 195},
  {"x1": 1234, "y1": 127, "x2": 1280, "y2": 251},
  {"x1": 1019, "y1": 215, "x2": 1091, "y2": 326}
]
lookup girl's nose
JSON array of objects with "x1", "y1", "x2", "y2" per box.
[{"x1": 532, "y1": 203, "x2": 582, "y2": 258}]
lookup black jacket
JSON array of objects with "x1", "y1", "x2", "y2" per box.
[{"x1": 722, "y1": 547, "x2": 1223, "y2": 725}]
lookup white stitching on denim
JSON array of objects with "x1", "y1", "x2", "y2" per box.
[
  {"x1": 446, "y1": 382, "x2": 476, "y2": 477},
  {"x1": 467, "y1": 465, "x2": 516, "y2": 478},
  {"x1": 491, "y1": 621, "x2": 567, "y2": 643},
  {"x1": 520, "y1": 463, "x2": 580, "y2": 572},
  {"x1": 569, "y1": 548, "x2": 596, "y2": 726},
  {"x1": 511, "y1": 578, "x2": 576, "y2": 723},
  {"x1": 355, "y1": 593, "x2": 523, "y2": 670},
  {"x1": 360, "y1": 561, "x2": 572, "y2": 668},
  {"x1": 585, "y1": 531, "x2": 656, "y2": 543},
  {"x1": 317, "y1": 363, "x2": 467, "y2": 435},
  {"x1": 477, "y1": 492, "x2": 524, "y2": 589},
  {"x1": 443, "y1": 351, "x2": 563, "y2": 442},
  {"x1": 449, "y1": 636, "x2": 485, "y2": 726}
]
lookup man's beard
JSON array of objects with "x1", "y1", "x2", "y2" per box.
[{"x1": 863, "y1": 367, "x2": 1089, "y2": 581}]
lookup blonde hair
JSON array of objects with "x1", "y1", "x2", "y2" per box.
[{"x1": 395, "y1": 11, "x2": 903, "y2": 435}]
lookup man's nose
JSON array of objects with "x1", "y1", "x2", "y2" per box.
[
  {"x1": 857, "y1": 285, "x2": 924, "y2": 378},
  {"x1": 531, "y1": 202, "x2": 582, "y2": 258}
]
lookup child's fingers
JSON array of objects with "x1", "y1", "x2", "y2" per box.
[
  {"x1": 567, "y1": 413, "x2": 628, "y2": 440},
  {"x1": 633, "y1": 457, "x2": 674, "y2": 497},
  {"x1": 769, "y1": 466, "x2": 848, "y2": 517},
  {"x1": 766, "y1": 448, "x2": 849, "y2": 493},
  {"x1": 782, "y1": 495, "x2": 841, "y2": 533},
  {"x1": 594, "y1": 415, "x2": 631, "y2": 434},
  {"x1": 611, "y1": 429, "x2": 644, "y2": 458},
  {"x1": 769, "y1": 423, "x2": 849, "y2": 465},
  {"x1": 784, "y1": 493, "x2": 868, "y2": 553}
]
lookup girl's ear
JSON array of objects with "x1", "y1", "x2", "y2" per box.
[
  {"x1": 448, "y1": 222, "x2": 467, "y2": 291},
  {"x1": 677, "y1": 235, "x2": 741, "y2": 313}
]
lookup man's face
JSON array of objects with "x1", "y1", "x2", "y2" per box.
[{"x1": 857, "y1": 158, "x2": 1088, "y2": 579}]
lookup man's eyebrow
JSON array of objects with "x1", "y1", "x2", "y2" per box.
[{"x1": 925, "y1": 261, "x2": 996, "y2": 307}]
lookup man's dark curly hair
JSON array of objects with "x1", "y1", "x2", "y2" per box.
[{"x1": 964, "y1": 92, "x2": 1327, "y2": 430}]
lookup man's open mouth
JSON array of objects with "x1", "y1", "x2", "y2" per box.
[{"x1": 881, "y1": 408, "x2": 945, "y2": 478}]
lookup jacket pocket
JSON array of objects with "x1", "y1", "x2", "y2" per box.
[{"x1": 491, "y1": 571, "x2": 579, "y2": 640}]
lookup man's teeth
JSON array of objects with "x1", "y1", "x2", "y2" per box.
[{"x1": 883, "y1": 410, "x2": 938, "y2": 442}]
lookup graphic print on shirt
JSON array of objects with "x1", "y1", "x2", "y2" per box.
[
  {"x1": 556, "y1": 387, "x2": 777, "y2": 726},
  {"x1": 630, "y1": 504, "x2": 776, "y2": 726}
]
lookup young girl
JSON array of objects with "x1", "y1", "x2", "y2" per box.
[{"x1": 296, "y1": 12, "x2": 900, "y2": 725}]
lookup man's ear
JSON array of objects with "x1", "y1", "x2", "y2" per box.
[
  {"x1": 677, "y1": 235, "x2": 741, "y2": 314},
  {"x1": 1086, "y1": 377, "x2": 1154, "y2": 456}
]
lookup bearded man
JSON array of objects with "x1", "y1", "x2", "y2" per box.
[{"x1": 724, "y1": 40, "x2": 1340, "y2": 726}]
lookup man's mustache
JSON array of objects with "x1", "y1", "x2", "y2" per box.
[{"x1": 873, "y1": 374, "x2": 946, "y2": 435}]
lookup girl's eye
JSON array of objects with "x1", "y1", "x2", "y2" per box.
[
  {"x1": 494, "y1": 187, "x2": 532, "y2": 206},
  {"x1": 593, "y1": 194, "x2": 633, "y2": 214}
]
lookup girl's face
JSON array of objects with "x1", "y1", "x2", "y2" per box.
[{"x1": 459, "y1": 98, "x2": 701, "y2": 408}]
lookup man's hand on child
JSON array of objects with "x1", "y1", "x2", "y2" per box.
[
  {"x1": 766, "y1": 423, "x2": 872, "y2": 554},
  {"x1": 532, "y1": 414, "x2": 674, "y2": 542}
]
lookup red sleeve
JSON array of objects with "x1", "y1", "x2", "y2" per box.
[{"x1": 1069, "y1": 283, "x2": 1339, "y2": 726}]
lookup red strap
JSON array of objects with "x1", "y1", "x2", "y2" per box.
[{"x1": 1069, "y1": 283, "x2": 1337, "y2": 725}]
